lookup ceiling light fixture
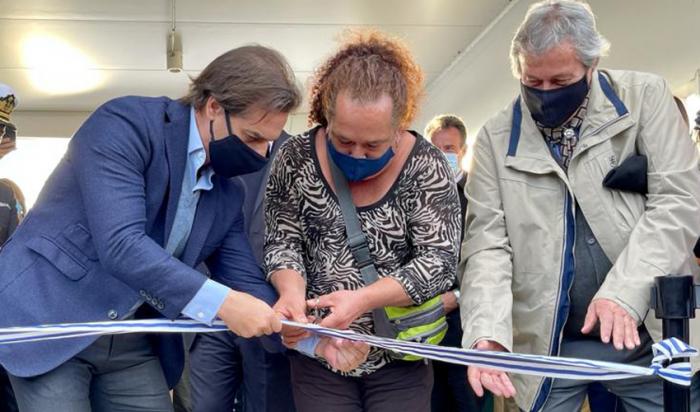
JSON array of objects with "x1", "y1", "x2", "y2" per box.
[{"x1": 167, "y1": 0, "x2": 183, "y2": 73}]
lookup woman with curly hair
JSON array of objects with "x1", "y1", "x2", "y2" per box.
[{"x1": 265, "y1": 29, "x2": 461, "y2": 411}]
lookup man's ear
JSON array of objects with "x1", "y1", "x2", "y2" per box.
[
  {"x1": 204, "y1": 97, "x2": 223, "y2": 120},
  {"x1": 459, "y1": 144, "x2": 468, "y2": 160},
  {"x1": 587, "y1": 59, "x2": 599, "y2": 80}
]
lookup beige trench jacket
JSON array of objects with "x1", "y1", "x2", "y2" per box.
[{"x1": 460, "y1": 69, "x2": 700, "y2": 411}]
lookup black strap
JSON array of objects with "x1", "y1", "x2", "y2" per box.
[{"x1": 326, "y1": 145, "x2": 396, "y2": 337}]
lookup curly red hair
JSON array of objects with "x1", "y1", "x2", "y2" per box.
[{"x1": 308, "y1": 29, "x2": 424, "y2": 129}]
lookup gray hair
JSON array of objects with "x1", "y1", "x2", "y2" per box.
[{"x1": 510, "y1": 0, "x2": 610, "y2": 77}]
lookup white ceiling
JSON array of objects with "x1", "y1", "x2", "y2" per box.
[
  {"x1": 418, "y1": 0, "x2": 700, "y2": 137},
  {"x1": 0, "y1": 0, "x2": 510, "y2": 113},
  {"x1": 1, "y1": 0, "x2": 698, "y2": 137}
]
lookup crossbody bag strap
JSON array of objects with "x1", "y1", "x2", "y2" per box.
[{"x1": 326, "y1": 146, "x2": 396, "y2": 337}]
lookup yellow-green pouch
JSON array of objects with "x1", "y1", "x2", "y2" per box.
[{"x1": 383, "y1": 295, "x2": 447, "y2": 361}]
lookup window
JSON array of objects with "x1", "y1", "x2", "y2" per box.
[{"x1": 0, "y1": 137, "x2": 71, "y2": 210}]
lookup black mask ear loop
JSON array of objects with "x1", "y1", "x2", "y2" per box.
[
  {"x1": 209, "y1": 109, "x2": 234, "y2": 143},
  {"x1": 224, "y1": 110, "x2": 234, "y2": 136}
]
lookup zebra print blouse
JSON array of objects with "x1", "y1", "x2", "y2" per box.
[{"x1": 264, "y1": 127, "x2": 461, "y2": 376}]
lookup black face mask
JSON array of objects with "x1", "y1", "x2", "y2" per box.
[
  {"x1": 208, "y1": 110, "x2": 268, "y2": 178},
  {"x1": 520, "y1": 74, "x2": 589, "y2": 128}
]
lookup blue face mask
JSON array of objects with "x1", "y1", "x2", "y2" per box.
[
  {"x1": 520, "y1": 74, "x2": 589, "y2": 128},
  {"x1": 327, "y1": 138, "x2": 394, "y2": 182},
  {"x1": 443, "y1": 152, "x2": 461, "y2": 175}
]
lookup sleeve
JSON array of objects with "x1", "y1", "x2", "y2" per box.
[
  {"x1": 70, "y1": 99, "x2": 207, "y2": 319},
  {"x1": 263, "y1": 141, "x2": 307, "y2": 280},
  {"x1": 595, "y1": 77, "x2": 700, "y2": 322},
  {"x1": 459, "y1": 127, "x2": 514, "y2": 351},
  {"x1": 294, "y1": 335, "x2": 320, "y2": 357},
  {"x1": 181, "y1": 279, "x2": 230, "y2": 325},
  {"x1": 205, "y1": 197, "x2": 279, "y2": 306},
  {"x1": 388, "y1": 148, "x2": 461, "y2": 305},
  {"x1": 7, "y1": 190, "x2": 18, "y2": 238}
]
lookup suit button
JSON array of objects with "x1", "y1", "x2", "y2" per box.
[
  {"x1": 107, "y1": 310, "x2": 118, "y2": 320},
  {"x1": 157, "y1": 302, "x2": 165, "y2": 310},
  {"x1": 139, "y1": 290, "x2": 147, "y2": 297}
]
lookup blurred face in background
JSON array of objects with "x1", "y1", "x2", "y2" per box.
[
  {"x1": 430, "y1": 126, "x2": 466, "y2": 174},
  {"x1": 0, "y1": 124, "x2": 17, "y2": 159}
]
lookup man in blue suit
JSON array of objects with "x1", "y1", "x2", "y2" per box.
[
  {"x1": 0, "y1": 45, "x2": 301, "y2": 411},
  {"x1": 189, "y1": 132, "x2": 296, "y2": 412}
]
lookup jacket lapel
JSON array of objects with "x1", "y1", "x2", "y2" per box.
[
  {"x1": 573, "y1": 71, "x2": 635, "y2": 157},
  {"x1": 163, "y1": 101, "x2": 190, "y2": 244},
  {"x1": 180, "y1": 185, "x2": 218, "y2": 266},
  {"x1": 505, "y1": 98, "x2": 569, "y2": 184}
]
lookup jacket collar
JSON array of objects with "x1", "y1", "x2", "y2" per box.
[{"x1": 505, "y1": 70, "x2": 634, "y2": 179}]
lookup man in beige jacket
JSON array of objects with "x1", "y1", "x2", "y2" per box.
[{"x1": 460, "y1": 1, "x2": 700, "y2": 411}]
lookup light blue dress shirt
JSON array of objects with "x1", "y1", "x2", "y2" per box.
[{"x1": 175, "y1": 108, "x2": 230, "y2": 325}]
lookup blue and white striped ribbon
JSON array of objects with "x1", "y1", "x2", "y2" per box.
[{"x1": 0, "y1": 319, "x2": 695, "y2": 386}]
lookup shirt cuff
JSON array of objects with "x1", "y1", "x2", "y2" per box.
[
  {"x1": 294, "y1": 335, "x2": 320, "y2": 358},
  {"x1": 181, "y1": 279, "x2": 230, "y2": 325}
]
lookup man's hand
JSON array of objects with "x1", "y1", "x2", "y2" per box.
[
  {"x1": 467, "y1": 340, "x2": 516, "y2": 398},
  {"x1": 316, "y1": 337, "x2": 370, "y2": 372},
  {"x1": 274, "y1": 293, "x2": 310, "y2": 347},
  {"x1": 308, "y1": 290, "x2": 369, "y2": 330},
  {"x1": 217, "y1": 290, "x2": 282, "y2": 338},
  {"x1": 441, "y1": 290, "x2": 459, "y2": 314},
  {"x1": 581, "y1": 298, "x2": 641, "y2": 350}
]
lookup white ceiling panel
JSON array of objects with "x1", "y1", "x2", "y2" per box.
[
  {"x1": 416, "y1": 0, "x2": 700, "y2": 137},
  {"x1": 0, "y1": 0, "x2": 509, "y2": 117},
  {"x1": 1, "y1": 0, "x2": 509, "y2": 26}
]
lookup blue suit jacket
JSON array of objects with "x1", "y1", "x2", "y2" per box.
[
  {"x1": 236, "y1": 132, "x2": 290, "y2": 265},
  {"x1": 0, "y1": 96, "x2": 278, "y2": 387}
]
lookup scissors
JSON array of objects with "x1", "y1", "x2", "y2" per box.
[{"x1": 312, "y1": 296, "x2": 323, "y2": 324}]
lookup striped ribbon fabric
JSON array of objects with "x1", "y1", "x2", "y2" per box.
[{"x1": 0, "y1": 319, "x2": 695, "y2": 386}]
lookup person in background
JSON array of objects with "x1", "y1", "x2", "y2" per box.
[
  {"x1": 0, "y1": 83, "x2": 19, "y2": 412},
  {"x1": 461, "y1": 1, "x2": 700, "y2": 411},
  {"x1": 188, "y1": 131, "x2": 296, "y2": 412},
  {"x1": 267, "y1": 29, "x2": 460, "y2": 412},
  {"x1": 425, "y1": 114, "x2": 489, "y2": 412}
]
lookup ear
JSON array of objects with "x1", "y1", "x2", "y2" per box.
[
  {"x1": 203, "y1": 97, "x2": 223, "y2": 120},
  {"x1": 587, "y1": 59, "x2": 599, "y2": 78},
  {"x1": 459, "y1": 143, "x2": 468, "y2": 159}
]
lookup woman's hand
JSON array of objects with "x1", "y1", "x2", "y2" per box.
[
  {"x1": 307, "y1": 290, "x2": 370, "y2": 330},
  {"x1": 315, "y1": 337, "x2": 370, "y2": 372},
  {"x1": 274, "y1": 293, "x2": 310, "y2": 348},
  {"x1": 270, "y1": 270, "x2": 310, "y2": 348}
]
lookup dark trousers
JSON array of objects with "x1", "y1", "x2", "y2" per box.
[
  {"x1": 541, "y1": 334, "x2": 661, "y2": 412},
  {"x1": 0, "y1": 368, "x2": 18, "y2": 412},
  {"x1": 432, "y1": 310, "x2": 487, "y2": 412},
  {"x1": 289, "y1": 353, "x2": 433, "y2": 412},
  {"x1": 8, "y1": 334, "x2": 172, "y2": 412},
  {"x1": 189, "y1": 331, "x2": 295, "y2": 412}
]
